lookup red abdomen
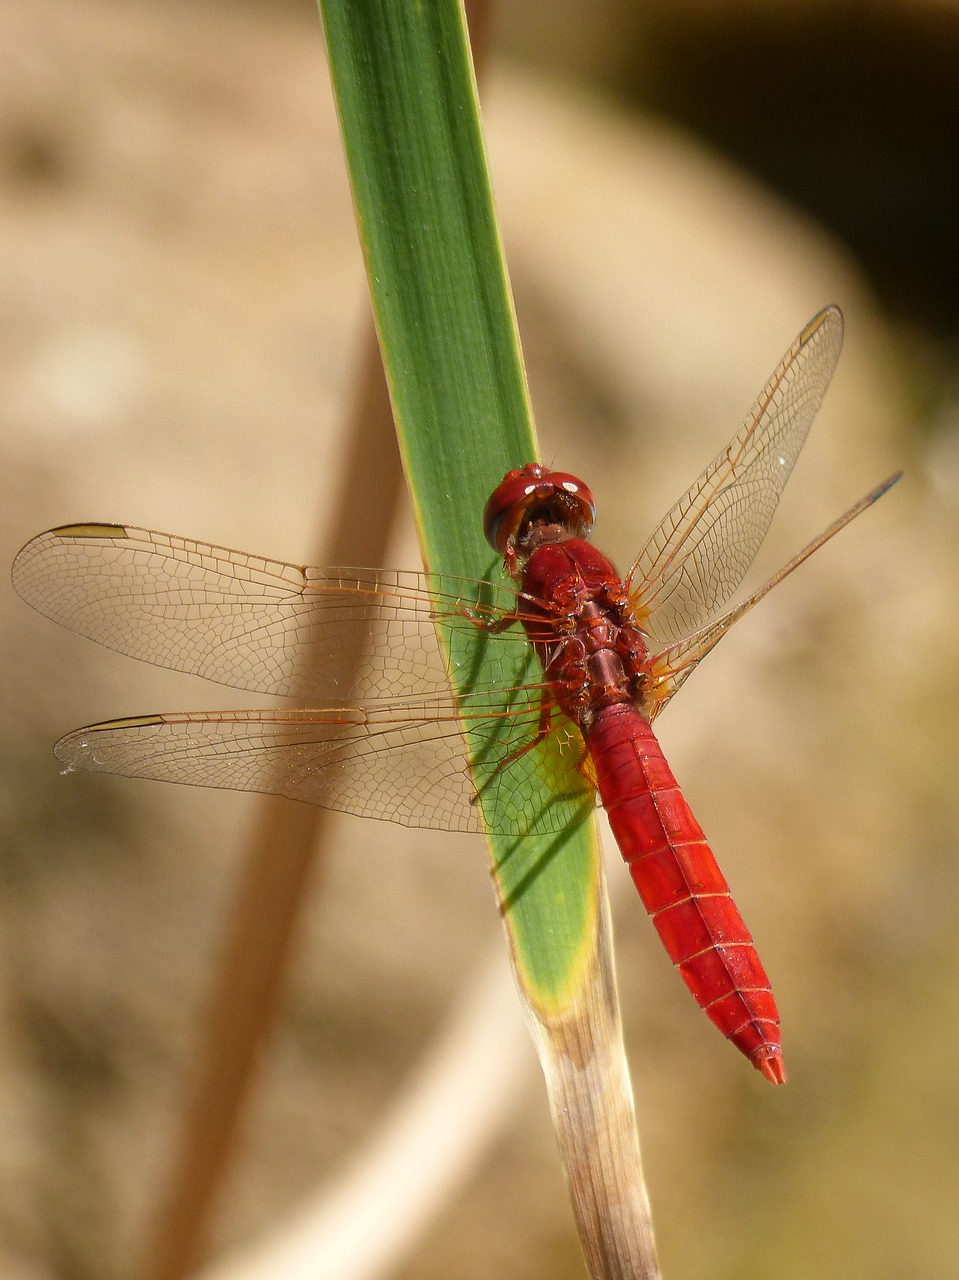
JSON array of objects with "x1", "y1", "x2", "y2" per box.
[{"x1": 588, "y1": 703, "x2": 784, "y2": 1083}]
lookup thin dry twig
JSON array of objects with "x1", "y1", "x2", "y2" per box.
[
  {"x1": 141, "y1": 335, "x2": 403, "y2": 1280},
  {"x1": 193, "y1": 948, "x2": 534, "y2": 1280}
]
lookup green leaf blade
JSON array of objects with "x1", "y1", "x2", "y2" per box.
[
  {"x1": 319, "y1": 0, "x2": 599, "y2": 1010},
  {"x1": 320, "y1": 8, "x2": 659, "y2": 1275}
]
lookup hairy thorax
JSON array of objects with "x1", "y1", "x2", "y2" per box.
[{"x1": 518, "y1": 537, "x2": 650, "y2": 732}]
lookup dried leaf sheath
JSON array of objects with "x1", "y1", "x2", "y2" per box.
[{"x1": 522, "y1": 884, "x2": 660, "y2": 1280}]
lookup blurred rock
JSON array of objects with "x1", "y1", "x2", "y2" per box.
[{"x1": 1, "y1": 3, "x2": 953, "y2": 1280}]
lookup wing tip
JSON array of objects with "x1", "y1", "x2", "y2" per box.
[
  {"x1": 800, "y1": 304, "x2": 843, "y2": 347},
  {"x1": 55, "y1": 714, "x2": 167, "y2": 759},
  {"x1": 48, "y1": 522, "x2": 129, "y2": 539}
]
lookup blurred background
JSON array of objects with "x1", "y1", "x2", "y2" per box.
[{"x1": 1, "y1": 1, "x2": 956, "y2": 1278}]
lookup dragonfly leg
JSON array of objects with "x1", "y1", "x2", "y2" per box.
[
  {"x1": 459, "y1": 603, "x2": 519, "y2": 634},
  {"x1": 471, "y1": 690, "x2": 557, "y2": 802},
  {"x1": 459, "y1": 586, "x2": 571, "y2": 637}
]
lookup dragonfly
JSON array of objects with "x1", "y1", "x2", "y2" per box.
[{"x1": 13, "y1": 306, "x2": 900, "y2": 1084}]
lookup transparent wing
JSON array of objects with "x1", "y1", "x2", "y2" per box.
[
  {"x1": 12, "y1": 523, "x2": 532, "y2": 704},
  {"x1": 14, "y1": 521, "x2": 597, "y2": 833},
  {"x1": 640, "y1": 472, "x2": 903, "y2": 719},
  {"x1": 54, "y1": 694, "x2": 595, "y2": 837},
  {"x1": 627, "y1": 307, "x2": 844, "y2": 647}
]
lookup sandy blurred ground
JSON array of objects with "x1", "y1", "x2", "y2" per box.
[{"x1": 1, "y1": 2, "x2": 956, "y2": 1279}]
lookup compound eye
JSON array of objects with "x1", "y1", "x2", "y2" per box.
[
  {"x1": 548, "y1": 473, "x2": 596, "y2": 536},
  {"x1": 483, "y1": 465, "x2": 549, "y2": 553},
  {"x1": 483, "y1": 465, "x2": 595, "y2": 554}
]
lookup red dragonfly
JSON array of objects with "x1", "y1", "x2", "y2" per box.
[{"x1": 13, "y1": 307, "x2": 899, "y2": 1083}]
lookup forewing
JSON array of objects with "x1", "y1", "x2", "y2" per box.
[
  {"x1": 15, "y1": 523, "x2": 596, "y2": 833},
  {"x1": 55, "y1": 694, "x2": 594, "y2": 837},
  {"x1": 12, "y1": 523, "x2": 527, "y2": 703},
  {"x1": 627, "y1": 307, "x2": 844, "y2": 647}
]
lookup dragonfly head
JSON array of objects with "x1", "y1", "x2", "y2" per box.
[{"x1": 484, "y1": 464, "x2": 595, "y2": 571}]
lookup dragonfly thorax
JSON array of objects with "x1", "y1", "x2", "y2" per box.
[{"x1": 517, "y1": 538, "x2": 651, "y2": 729}]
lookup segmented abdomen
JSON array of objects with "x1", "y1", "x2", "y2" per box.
[{"x1": 588, "y1": 703, "x2": 784, "y2": 1083}]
